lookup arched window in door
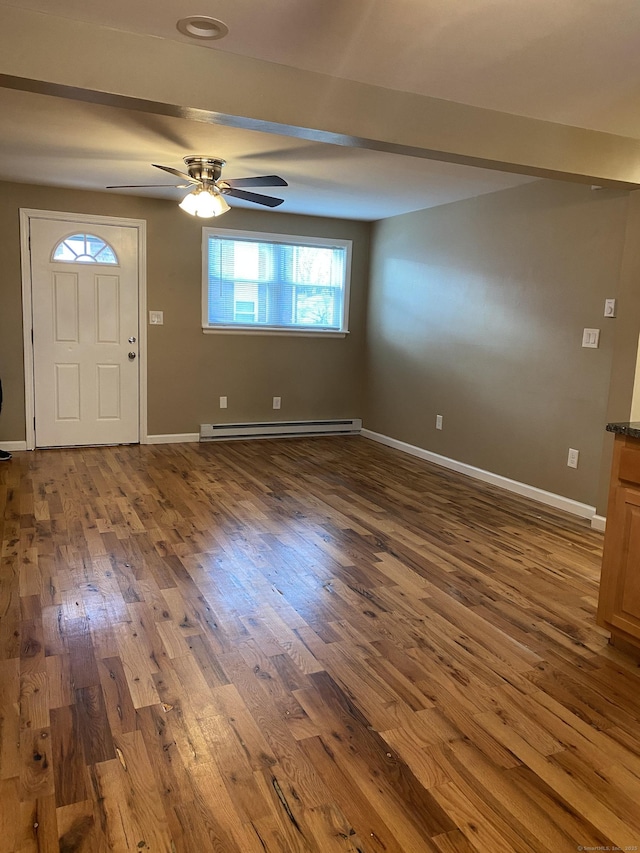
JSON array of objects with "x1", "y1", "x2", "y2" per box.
[{"x1": 52, "y1": 233, "x2": 118, "y2": 264}]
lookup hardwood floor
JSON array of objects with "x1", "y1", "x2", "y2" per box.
[{"x1": 1, "y1": 436, "x2": 639, "y2": 852}]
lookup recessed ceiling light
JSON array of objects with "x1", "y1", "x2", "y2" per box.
[{"x1": 176, "y1": 16, "x2": 229, "y2": 40}]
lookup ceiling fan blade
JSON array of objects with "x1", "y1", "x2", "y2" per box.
[
  {"x1": 152, "y1": 164, "x2": 201, "y2": 185},
  {"x1": 223, "y1": 188, "x2": 284, "y2": 207},
  {"x1": 222, "y1": 175, "x2": 288, "y2": 189},
  {"x1": 106, "y1": 183, "x2": 188, "y2": 189}
]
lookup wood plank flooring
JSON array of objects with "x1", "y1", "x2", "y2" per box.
[{"x1": 1, "y1": 436, "x2": 639, "y2": 852}]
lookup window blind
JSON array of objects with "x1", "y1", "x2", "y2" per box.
[{"x1": 205, "y1": 234, "x2": 348, "y2": 331}]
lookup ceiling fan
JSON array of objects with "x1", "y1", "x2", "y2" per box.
[{"x1": 107, "y1": 155, "x2": 288, "y2": 217}]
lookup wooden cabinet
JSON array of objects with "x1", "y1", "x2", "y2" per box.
[{"x1": 598, "y1": 432, "x2": 640, "y2": 654}]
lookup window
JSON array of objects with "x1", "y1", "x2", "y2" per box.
[
  {"x1": 203, "y1": 228, "x2": 351, "y2": 334},
  {"x1": 52, "y1": 233, "x2": 118, "y2": 264}
]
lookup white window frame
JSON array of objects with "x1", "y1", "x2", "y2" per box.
[
  {"x1": 52, "y1": 232, "x2": 119, "y2": 265},
  {"x1": 201, "y1": 227, "x2": 352, "y2": 337}
]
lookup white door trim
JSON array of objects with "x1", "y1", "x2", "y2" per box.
[{"x1": 20, "y1": 209, "x2": 148, "y2": 450}]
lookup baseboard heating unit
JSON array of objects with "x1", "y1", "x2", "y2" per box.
[{"x1": 200, "y1": 418, "x2": 362, "y2": 441}]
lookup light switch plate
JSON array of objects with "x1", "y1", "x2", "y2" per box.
[
  {"x1": 582, "y1": 328, "x2": 600, "y2": 348},
  {"x1": 604, "y1": 299, "x2": 616, "y2": 318},
  {"x1": 149, "y1": 310, "x2": 164, "y2": 325}
]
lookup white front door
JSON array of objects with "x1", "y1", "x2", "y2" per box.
[{"x1": 30, "y1": 217, "x2": 141, "y2": 447}]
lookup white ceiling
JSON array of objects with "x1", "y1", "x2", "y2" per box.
[{"x1": 2, "y1": 0, "x2": 639, "y2": 219}]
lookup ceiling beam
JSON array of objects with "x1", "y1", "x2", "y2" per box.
[{"x1": 1, "y1": 5, "x2": 640, "y2": 190}]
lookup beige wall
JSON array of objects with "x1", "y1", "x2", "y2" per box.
[
  {"x1": 0, "y1": 181, "x2": 370, "y2": 440},
  {"x1": 364, "y1": 180, "x2": 638, "y2": 511}
]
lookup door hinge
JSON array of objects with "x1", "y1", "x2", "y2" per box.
[
  {"x1": 31, "y1": 328, "x2": 34, "y2": 344},
  {"x1": 33, "y1": 417, "x2": 36, "y2": 429}
]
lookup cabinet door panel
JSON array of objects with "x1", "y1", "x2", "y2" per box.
[{"x1": 607, "y1": 488, "x2": 640, "y2": 638}]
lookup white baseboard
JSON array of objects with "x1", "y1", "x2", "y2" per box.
[
  {"x1": 361, "y1": 428, "x2": 599, "y2": 523},
  {"x1": 591, "y1": 514, "x2": 607, "y2": 532},
  {"x1": 0, "y1": 440, "x2": 28, "y2": 451},
  {"x1": 146, "y1": 433, "x2": 200, "y2": 445}
]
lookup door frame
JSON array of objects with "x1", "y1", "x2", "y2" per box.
[{"x1": 19, "y1": 208, "x2": 148, "y2": 450}]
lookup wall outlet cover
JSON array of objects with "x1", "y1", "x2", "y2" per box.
[{"x1": 149, "y1": 310, "x2": 164, "y2": 325}]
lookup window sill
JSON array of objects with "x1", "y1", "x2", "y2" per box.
[{"x1": 202, "y1": 326, "x2": 349, "y2": 338}]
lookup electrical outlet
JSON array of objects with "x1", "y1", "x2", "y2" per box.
[
  {"x1": 273, "y1": 396, "x2": 281, "y2": 410},
  {"x1": 567, "y1": 448, "x2": 579, "y2": 469},
  {"x1": 436, "y1": 414, "x2": 443, "y2": 430},
  {"x1": 219, "y1": 396, "x2": 227, "y2": 409}
]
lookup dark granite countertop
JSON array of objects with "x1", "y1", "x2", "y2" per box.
[{"x1": 607, "y1": 422, "x2": 640, "y2": 438}]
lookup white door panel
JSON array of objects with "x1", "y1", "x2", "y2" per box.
[
  {"x1": 96, "y1": 275, "x2": 120, "y2": 343},
  {"x1": 53, "y1": 272, "x2": 79, "y2": 341},
  {"x1": 30, "y1": 218, "x2": 140, "y2": 447},
  {"x1": 96, "y1": 364, "x2": 121, "y2": 419},
  {"x1": 55, "y1": 363, "x2": 81, "y2": 421}
]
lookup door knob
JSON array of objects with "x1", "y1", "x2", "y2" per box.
[
  {"x1": 128, "y1": 352, "x2": 136, "y2": 360},
  {"x1": 128, "y1": 336, "x2": 137, "y2": 343}
]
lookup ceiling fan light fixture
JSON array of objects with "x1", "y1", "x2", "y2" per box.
[
  {"x1": 176, "y1": 16, "x2": 229, "y2": 40},
  {"x1": 179, "y1": 187, "x2": 230, "y2": 218}
]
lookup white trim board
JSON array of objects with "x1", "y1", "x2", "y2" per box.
[
  {"x1": 0, "y1": 441, "x2": 28, "y2": 452},
  {"x1": 591, "y1": 514, "x2": 607, "y2": 532},
  {"x1": 146, "y1": 433, "x2": 200, "y2": 445},
  {"x1": 361, "y1": 428, "x2": 600, "y2": 524}
]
